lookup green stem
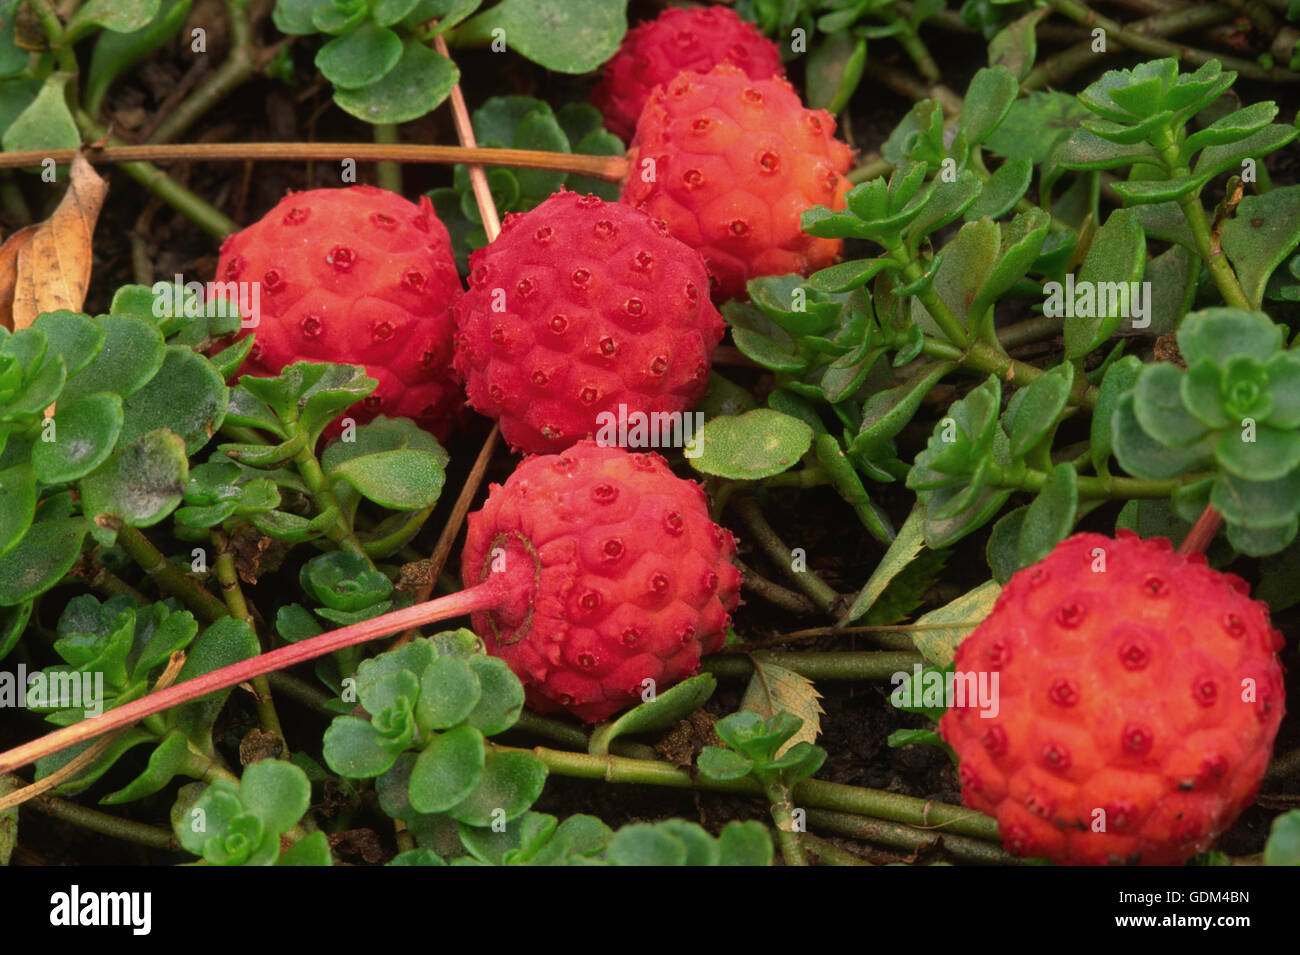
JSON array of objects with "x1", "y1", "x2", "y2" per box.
[
  {"x1": 292, "y1": 441, "x2": 375, "y2": 566},
  {"x1": 1016, "y1": 467, "x2": 1214, "y2": 499},
  {"x1": 212, "y1": 533, "x2": 285, "y2": 749},
  {"x1": 731, "y1": 495, "x2": 842, "y2": 613},
  {"x1": 891, "y1": 247, "x2": 970, "y2": 348},
  {"x1": 372, "y1": 124, "x2": 403, "y2": 193},
  {"x1": 922, "y1": 338, "x2": 1100, "y2": 409},
  {"x1": 74, "y1": 113, "x2": 238, "y2": 237},
  {"x1": 800, "y1": 832, "x2": 872, "y2": 865},
  {"x1": 705, "y1": 650, "x2": 925, "y2": 682},
  {"x1": 763, "y1": 779, "x2": 809, "y2": 866},
  {"x1": 266, "y1": 671, "x2": 333, "y2": 713},
  {"x1": 894, "y1": 19, "x2": 941, "y2": 84},
  {"x1": 498, "y1": 742, "x2": 999, "y2": 841},
  {"x1": 806, "y1": 808, "x2": 1018, "y2": 864},
  {"x1": 28, "y1": 0, "x2": 78, "y2": 75},
  {"x1": 734, "y1": 558, "x2": 819, "y2": 615},
  {"x1": 146, "y1": 0, "x2": 255, "y2": 143},
  {"x1": 361, "y1": 503, "x2": 437, "y2": 558},
  {"x1": 114, "y1": 524, "x2": 229, "y2": 622},
  {"x1": 25, "y1": 794, "x2": 178, "y2": 851},
  {"x1": 1047, "y1": 0, "x2": 1300, "y2": 82}
]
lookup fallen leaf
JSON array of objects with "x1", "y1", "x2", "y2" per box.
[
  {"x1": 0, "y1": 225, "x2": 37, "y2": 330},
  {"x1": 741, "y1": 657, "x2": 824, "y2": 755},
  {"x1": 9, "y1": 152, "x2": 107, "y2": 330}
]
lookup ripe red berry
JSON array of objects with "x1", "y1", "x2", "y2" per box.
[
  {"x1": 940, "y1": 531, "x2": 1287, "y2": 866},
  {"x1": 215, "y1": 186, "x2": 464, "y2": 440},
  {"x1": 593, "y1": 5, "x2": 785, "y2": 142},
  {"x1": 452, "y1": 190, "x2": 724, "y2": 454},
  {"x1": 621, "y1": 64, "x2": 852, "y2": 301},
  {"x1": 461, "y1": 440, "x2": 741, "y2": 722}
]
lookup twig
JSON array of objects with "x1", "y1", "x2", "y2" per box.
[
  {"x1": 735, "y1": 558, "x2": 818, "y2": 615},
  {"x1": 704, "y1": 650, "x2": 925, "y2": 681},
  {"x1": 113, "y1": 523, "x2": 229, "y2": 623},
  {"x1": 731, "y1": 496, "x2": 843, "y2": 613}
]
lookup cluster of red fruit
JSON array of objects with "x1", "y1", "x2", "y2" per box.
[{"x1": 206, "y1": 5, "x2": 1287, "y2": 864}]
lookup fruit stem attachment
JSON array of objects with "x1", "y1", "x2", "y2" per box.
[
  {"x1": 0, "y1": 577, "x2": 517, "y2": 777},
  {"x1": 1178, "y1": 504, "x2": 1224, "y2": 556}
]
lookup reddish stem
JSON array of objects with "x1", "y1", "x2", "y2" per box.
[
  {"x1": 1178, "y1": 504, "x2": 1224, "y2": 556},
  {"x1": 0, "y1": 578, "x2": 511, "y2": 776}
]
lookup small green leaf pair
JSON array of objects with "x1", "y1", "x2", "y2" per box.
[{"x1": 698, "y1": 710, "x2": 826, "y2": 789}]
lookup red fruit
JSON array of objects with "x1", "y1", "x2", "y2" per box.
[
  {"x1": 593, "y1": 4, "x2": 784, "y2": 142},
  {"x1": 621, "y1": 63, "x2": 852, "y2": 302},
  {"x1": 216, "y1": 185, "x2": 463, "y2": 440},
  {"x1": 452, "y1": 190, "x2": 725, "y2": 454},
  {"x1": 940, "y1": 531, "x2": 1286, "y2": 866},
  {"x1": 460, "y1": 439, "x2": 741, "y2": 722}
]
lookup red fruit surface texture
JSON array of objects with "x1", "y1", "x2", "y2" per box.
[
  {"x1": 940, "y1": 531, "x2": 1286, "y2": 866},
  {"x1": 216, "y1": 185, "x2": 463, "y2": 440},
  {"x1": 460, "y1": 440, "x2": 741, "y2": 722},
  {"x1": 452, "y1": 190, "x2": 725, "y2": 454},
  {"x1": 621, "y1": 63, "x2": 852, "y2": 301},
  {"x1": 593, "y1": 4, "x2": 785, "y2": 142}
]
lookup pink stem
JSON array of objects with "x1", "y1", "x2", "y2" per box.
[
  {"x1": 0, "y1": 579, "x2": 508, "y2": 776},
  {"x1": 1178, "y1": 504, "x2": 1224, "y2": 557}
]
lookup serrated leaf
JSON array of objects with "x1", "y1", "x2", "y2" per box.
[
  {"x1": 911, "y1": 579, "x2": 1001, "y2": 667},
  {"x1": 739, "y1": 658, "x2": 823, "y2": 755}
]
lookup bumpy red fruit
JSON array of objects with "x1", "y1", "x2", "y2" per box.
[
  {"x1": 460, "y1": 440, "x2": 741, "y2": 722},
  {"x1": 216, "y1": 185, "x2": 463, "y2": 440},
  {"x1": 940, "y1": 531, "x2": 1286, "y2": 866},
  {"x1": 593, "y1": 4, "x2": 784, "y2": 142},
  {"x1": 621, "y1": 63, "x2": 852, "y2": 301},
  {"x1": 452, "y1": 190, "x2": 725, "y2": 454}
]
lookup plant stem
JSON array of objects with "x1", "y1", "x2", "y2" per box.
[
  {"x1": 146, "y1": 0, "x2": 257, "y2": 144},
  {"x1": 704, "y1": 650, "x2": 924, "y2": 681},
  {"x1": 492, "y1": 742, "x2": 1000, "y2": 840},
  {"x1": 113, "y1": 523, "x2": 229, "y2": 622},
  {"x1": 0, "y1": 578, "x2": 516, "y2": 775},
  {"x1": 1013, "y1": 466, "x2": 1212, "y2": 499},
  {"x1": 892, "y1": 248, "x2": 970, "y2": 348},
  {"x1": 29, "y1": 0, "x2": 78, "y2": 75},
  {"x1": 73, "y1": 114, "x2": 239, "y2": 237},
  {"x1": 764, "y1": 780, "x2": 809, "y2": 865},
  {"x1": 0, "y1": 142, "x2": 631, "y2": 180},
  {"x1": 24, "y1": 793, "x2": 178, "y2": 851},
  {"x1": 734, "y1": 558, "x2": 818, "y2": 615},
  {"x1": 1024, "y1": 5, "x2": 1235, "y2": 91},
  {"x1": 800, "y1": 832, "x2": 872, "y2": 865},
  {"x1": 1177, "y1": 503, "x2": 1224, "y2": 555},
  {"x1": 292, "y1": 441, "x2": 373, "y2": 565},
  {"x1": 805, "y1": 808, "x2": 1019, "y2": 864},
  {"x1": 212, "y1": 532, "x2": 285, "y2": 749},
  {"x1": 372, "y1": 124, "x2": 403, "y2": 193},
  {"x1": 731, "y1": 495, "x2": 842, "y2": 613},
  {"x1": 922, "y1": 338, "x2": 1101, "y2": 408},
  {"x1": 1047, "y1": 0, "x2": 1300, "y2": 82}
]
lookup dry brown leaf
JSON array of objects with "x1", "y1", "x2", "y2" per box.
[
  {"x1": 9, "y1": 153, "x2": 107, "y2": 330},
  {"x1": 0, "y1": 225, "x2": 37, "y2": 330}
]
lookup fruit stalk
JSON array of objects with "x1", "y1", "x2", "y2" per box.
[{"x1": 0, "y1": 577, "x2": 518, "y2": 776}]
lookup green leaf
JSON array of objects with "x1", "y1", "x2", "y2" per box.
[
  {"x1": 1065, "y1": 208, "x2": 1146, "y2": 358},
  {"x1": 985, "y1": 91, "x2": 1091, "y2": 165},
  {"x1": 1053, "y1": 128, "x2": 1158, "y2": 171},
  {"x1": 0, "y1": 517, "x2": 87, "y2": 606},
  {"x1": 31, "y1": 393, "x2": 123, "y2": 484},
  {"x1": 330, "y1": 448, "x2": 445, "y2": 510},
  {"x1": 447, "y1": 749, "x2": 547, "y2": 825},
  {"x1": 31, "y1": 310, "x2": 105, "y2": 378},
  {"x1": 912, "y1": 579, "x2": 1001, "y2": 667},
  {"x1": 1133, "y1": 362, "x2": 1207, "y2": 447},
  {"x1": 333, "y1": 41, "x2": 458, "y2": 125},
  {"x1": 2, "y1": 72, "x2": 79, "y2": 157},
  {"x1": 1177, "y1": 307, "x2": 1283, "y2": 366},
  {"x1": 740, "y1": 659, "x2": 823, "y2": 754},
  {"x1": 79, "y1": 429, "x2": 187, "y2": 528},
  {"x1": 1264, "y1": 810, "x2": 1300, "y2": 866},
  {"x1": 119, "y1": 346, "x2": 227, "y2": 455},
  {"x1": 965, "y1": 157, "x2": 1032, "y2": 220},
  {"x1": 0, "y1": 462, "x2": 35, "y2": 558},
  {"x1": 462, "y1": 656, "x2": 525, "y2": 735},
  {"x1": 930, "y1": 218, "x2": 999, "y2": 332},
  {"x1": 806, "y1": 32, "x2": 865, "y2": 114},
  {"x1": 278, "y1": 830, "x2": 333, "y2": 865},
  {"x1": 173, "y1": 618, "x2": 260, "y2": 751},
  {"x1": 1221, "y1": 185, "x2": 1300, "y2": 309},
  {"x1": 240, "y1": 759, "x2": 311, "y2": 836},
  {"x1": 101, "y1": 730, "x2": 193, "y2": 804},
  {"x1": 323, "y1": 716, "x2": 404, "y2": 778},
  {"x1": 688, "y1": 410, "x2": 813, "y2": 480},
  {"x1": 1193, "y1": 124, "x2": 1297, "y2": 183},
  {"x1": 84, "y1": 0, "x2": 192, "y2": 115},
  {"x1": 588, "y1": 674, "x2": 715, "y2": 757},
  {"x1": 854, "y1": 362, "x2": 954, "y2": 453},
  {"x1": 453, "y1": 0, "x2": 628, "y2": 74},
  {"x1": 1018, "y1": 465, "x2": 1078, "y2": 565},
  {"x1": 62, "y1": 316, "x2": 166, "y2": 404},
  {"x1": 960, "y1": 66, "x2": 1019, "y2": 146},
  {"x1": 417, "y1": 656, "x2": 482, "y2": 731},
  {"x1": 1008, "y1": 362, "x2": 1073, "y2": 458},
  {"x1": 839, "y1": 507, "x2": 925, "y2": 626},
  {"x1": 272, "y1": 0, "x2": 333, "y2": 34},
  {"x1": 696, "y1": 747, "x2": 753, "y2": 781},
  {"x1": 1211, "y1": 465, "x2": 1300, "y2": 531},
  {"x1": 986, "y1": 7, "x2": 1049, "y2": 82},
  {"x1": 315, "y1": 21, "x2": 403, "y2": 90},
  {"x1": 1215, "y1": 423, "x2": 1300, "y2": 482},
  {"x1": 902, "y1": 170, "x2": 982, "y2": 242},
  {"x1": 409, "y1": 725, "x2": 485, "y2": 814},
  {"x1": 65, "y1": 0, "x2": 161, "y2": 41},
  {"x1": 986, "y1": 505, "x2": 1027, "y2": 583},
  {"x1": 1091, "y1": 355, "x2": 1142, "y2": 474},
  {"x1": 1111, "y1": 393, "x2": 1211, "y2": 479}
]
